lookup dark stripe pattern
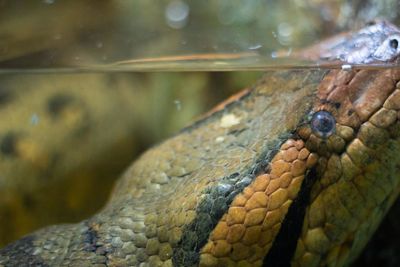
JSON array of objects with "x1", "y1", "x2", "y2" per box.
[
  {"x1": 263, "y1": 167, "x2": 319, "y2": 267},
  {"x1": 0, "y1": 236, "x2": 49, "y2": 267},
  {"x1": 172, "y1": 136, "x2": 290, "y2": 266}
]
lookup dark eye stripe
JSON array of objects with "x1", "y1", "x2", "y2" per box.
[{"x1": 263, "y1": 167, "x2": 318, "y2": 267}]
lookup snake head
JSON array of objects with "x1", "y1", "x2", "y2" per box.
[
  {"x1": 299, "y1": 20, "x2": 400, "y2": 64},
  {"x1": 371, "y1": 32, "x2": 400, "y2": 62},
  {"x1": 334, "y1": 20, "x2": 400, "y2": 63}
]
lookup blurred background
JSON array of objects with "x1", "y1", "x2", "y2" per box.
[
  {"x1": 0, "y1": 0, "x2": 399, "y2": 265},
  {"x1": 2, "y1": 0, "x2": 400, "y2": 70}
]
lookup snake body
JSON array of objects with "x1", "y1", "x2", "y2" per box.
[{"x1": 1, "y1": 22, "x2": 400, "y2": 267}]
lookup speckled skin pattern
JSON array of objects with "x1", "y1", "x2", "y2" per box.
[{"x1": 1, "y1": 65, "x2": 400, "y2": 267}]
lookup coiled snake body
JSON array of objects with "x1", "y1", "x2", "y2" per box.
[{"x1": 1, "y1": 21, "x2": 400, "y2": 267}]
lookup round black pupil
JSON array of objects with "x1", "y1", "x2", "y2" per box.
[
  {"x1": 390, "y1": 39, "x2": 398, "y2": 50},
  {"x1": 317, "y1": 116, "x2": 331, "y2": 132}
]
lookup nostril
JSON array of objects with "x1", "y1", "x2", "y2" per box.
[{"x1": 389, "y1": 38, "x2": 398, "y2": 50}]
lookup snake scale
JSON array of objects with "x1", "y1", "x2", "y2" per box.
[{"x1": 1, "y1": 21, "x2": 400, "y2": 267}]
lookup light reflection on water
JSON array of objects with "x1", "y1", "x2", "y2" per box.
[{"x1": 1, "y1": 53, "x2": 400, "y2": 74}]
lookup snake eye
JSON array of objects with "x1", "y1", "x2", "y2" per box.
[{"x1": 310, "y1": 111, "x2": 336, "y2": 138}]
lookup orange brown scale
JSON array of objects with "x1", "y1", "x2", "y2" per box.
[
  {"x1": 199, "y1": 139, "x2": 318, "y2": 266},
  {"x1": 198, "y1": 67, "x2": 400, "y2": 267}
]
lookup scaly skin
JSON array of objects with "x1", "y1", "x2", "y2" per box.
[{"x1": 2, "y1": 23, "x2": 400, "y2": 266}]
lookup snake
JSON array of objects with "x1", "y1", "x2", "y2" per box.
[{"x1": 1, "y1": 20, "x2": 400, "y2": 267}]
